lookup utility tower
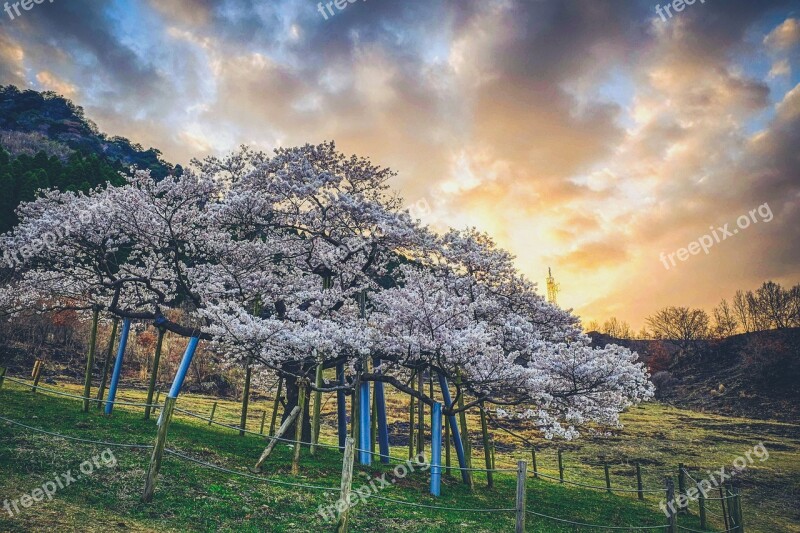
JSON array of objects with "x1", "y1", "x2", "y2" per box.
[{"x1": 546, "y1": 267, "x2": 560, "y2": 305}]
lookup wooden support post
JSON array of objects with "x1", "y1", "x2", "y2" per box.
[
  {"x1": 531, "y1": 448, "x2": 538, "y2": 479},
  {"x1": 444, "y1": 416, "x2": 451, "y2": 476},
  {"x1": 438, "y1": 373, "x2": 469, "y2": 485},
  {"x1": 31, "y1": 361, "x2": 43, "y2": 393},
  {"x1": 208, "y1": 402, "x2": 217, "y2": 425},
  {"x1": 252, "y1": 405, "x2": 301, "y2": 472},
  {"x1": 311, "y1": 361, "x2": 323, "y2": 456},
  {"x1": 240, "y1": 358, "x2": 253, "y2": 436},
  {"x1": 417, "y1": 371, "x2": 424, "y2": 454},
  {"x1": 0, "y1": 366, "x2": 6, "y2": 389},
  {"x1": 142, "y1": 396, "x2": 176, "y2": 502},
  {"x1": 373, "y1": 359, "x2": 390, "y2": 464},
  {"x1": 370, "y1": 386, "x2": 377, "y2": 455},
  {"x1": 292, "y1": 382, "x2": 307, "y2": 475},
  {"x1": 430, "y1": 402, "x2": 442, "y2": 496},
  {"x1": 678, "y1": 463, "x2": 687, "y2": 514},
  {"x1": 456, "y1": 375, "x2": 474, "y2": 490},
  {"x1": 144, "y1": 326, "x2": 165, "y2": 421},
  {"x1": 32, "y1": 359, "x2": 40, "y2": 378},
  {"x1": 557, "y1": 449, "x2": 564, "y2": 483},
  {"x1": 697, "y1": 481, "x2": 707, "y2": 529},
  {"x1": 269, "y1": 377, "x2": 283, "y2": 437},
  {"x1": 515, "y1": 461, "x2": 527, "y2": 533},
  {"x1": 490, "y1": 440, "x2": 496, "y2": 470},
  {"x1": 82, "y1": 306, "x2": 100, "y2": 412},
  {"x1": 153, "y1": 391, "x2": 161, "y2": 416},
  {"x1": 636, "y1": 463, "x2": 644, "y2": 500},
  {"x1": 604, "y1": 460, "x2": 612, "y2": 494},
  {"x1": 96, "y1": 317, "x2": 119, "y2": 410},
  {"x1": 336, "y1": 437, "x2": 355, "y2": 533},
  {"x1": 260, "y1": 410, "x2": 267, "y2": 435},
  {"x1": 479, "y1": 402, "x2": 493, "y2": 488},
  {"x1": 666, "y1": 478, "x2": 677, "y2": 533},
  {"x1": 408, "y1": 371, "x2": 416, "y2": 459},
  {"x1": 336, "y1": 364, "x2": 347, "y2": 451}
]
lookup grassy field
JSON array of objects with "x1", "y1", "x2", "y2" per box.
[{"x1": 0, "y1": 375, "x2": 796, "y2": 532}]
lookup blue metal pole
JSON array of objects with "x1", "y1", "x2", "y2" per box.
[
  {"x1": 336, "y1": 363, "x2": 347, "y2": 450},
  {"x1": 373, "y1": 358, "x2": 390, "y2": 464},
  {"x1": 437, "y1": 373, "x2": 469, "y2": 483},
  {"x1": 359, "y1": 380, "x2": 371, "y2": 465},
  {"x1": 167, "y1": 336, "x2": 200, "y2": 398},
  {"x1": 104, "y1": 318, "x2": 131, "y2": 415},
  {"x1": 430, "y1": 402, "x2": 443, "y2": 496},
  {"x1": 157, "y1": 336, "x2": 199, "y2": 425}
]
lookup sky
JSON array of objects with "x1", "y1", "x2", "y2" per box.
[{"x1": 0, "y1": 0, "x2": 798, "y2": 328}]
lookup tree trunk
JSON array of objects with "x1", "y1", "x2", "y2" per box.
[{"x1": 281, "y1": 373, "x2": 312, "y2": 444}]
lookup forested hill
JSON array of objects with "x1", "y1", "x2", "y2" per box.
[{"x1": 0, "y1": 85, "x2": 178, "y2": 233}]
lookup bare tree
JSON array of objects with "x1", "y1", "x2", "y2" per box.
[
  {"x1": 601, "y1": 316, "x2": 634, "y2": 339},
  {"x1": 712, "y1": 298, "x2": 738, "y2": 338},
  {"x1": 732, "y1": 290, "x2": 753, "y2": 333},
  {"x1": 646, "y1": 306, "x2": 710, "y2": 358}
]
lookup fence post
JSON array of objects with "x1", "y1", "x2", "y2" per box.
[
  {"x1": 515, "y1": 460, "x2": 527, "y2": 533},
  {"x1": 636, "y1": 463, "x2": 644, "y2": 500},
  {"x1": 239, "y1": 358, "x2": 253, "y2": 437},
  {"x1": 603, "y1": 459, "x2": 611, "y2": 494},
  {"x1": 31, "y1": 361, "x2": 43, "y2": 393},
  {"x1": 142, "y1": 396, "x2": 176, "y2": 502},
  {"x1": 531, "y1": 448, "x2": 538, "y2": 478},
  {"x1": 143, "y1": 326, "x2": 165, "y2": 421},
  {"x1": 82, "y1": 306, "x2": 100, "y2": 412},
  {"x1": 260, "y1": 410, "x2": 267, "y2": 435},
  {"x1": 336, "y1": 437, "x2": 355, "y2": 533},
  {"x1": 734, "y1": 485, "x2": 744, "y2": 533},
  {"x1": 720, "y1": 486, "x2": 730, "y2": 532},
  {"x1": 0, "y1": 366, "x2": 6, "y2": 389},
  {"x1": 430, "y1": 402, "x2": 442, "y2": 496},
  {"x1": 697, "y1": 481, "x2": 707, "y2": 529},
  {"x1": 557, "y1": 449, "x2": 564, "y2": 483},
  {"x1": 490, "y1": 441, "x2": 496, "y2": 470},
  {"x1": 665, "y1": 478, "x2": 677, "y2": 533},
  {"x1": 479, "y1": 401, "x2": 493, "y2": 488},
  {"x1": 208, "y1": 401, "x2": 217, "y2": 426},
  {"x1": 153, "y1": 390, "x2": 161, "y2": 416},
  {"x1": 292, "y1": 381, "x2": 307, "y2": 475},
  {"x1": 678, "y1": 463, "x2": 687, "y2": 514}
]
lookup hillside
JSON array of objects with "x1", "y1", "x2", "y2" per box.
[
  {"x1": 589, "y1": 328, "x2": 800, "y2": 422},
  {"x1": 0, "y1": 86, "x2": 177, "y2": 232}
]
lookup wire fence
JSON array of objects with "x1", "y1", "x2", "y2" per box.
[{"x1": 0, "y1": 373, "x2": 742, "y2": 532}]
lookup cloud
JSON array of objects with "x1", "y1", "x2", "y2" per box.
[{"x1": 764, "y1": 17, "x2": 800, "y2": 50}]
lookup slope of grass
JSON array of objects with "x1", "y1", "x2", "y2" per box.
[{"x1": 0, "y1": 378, "x2": 695, "y2": 532}]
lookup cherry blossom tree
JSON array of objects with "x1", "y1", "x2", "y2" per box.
[{"x1": 0, "y1": 141, "x2": 653, "y2": 441}]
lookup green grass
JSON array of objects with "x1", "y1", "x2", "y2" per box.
[{"x1": 0, "y1": 377, "x2": 701, "y2": 532}]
